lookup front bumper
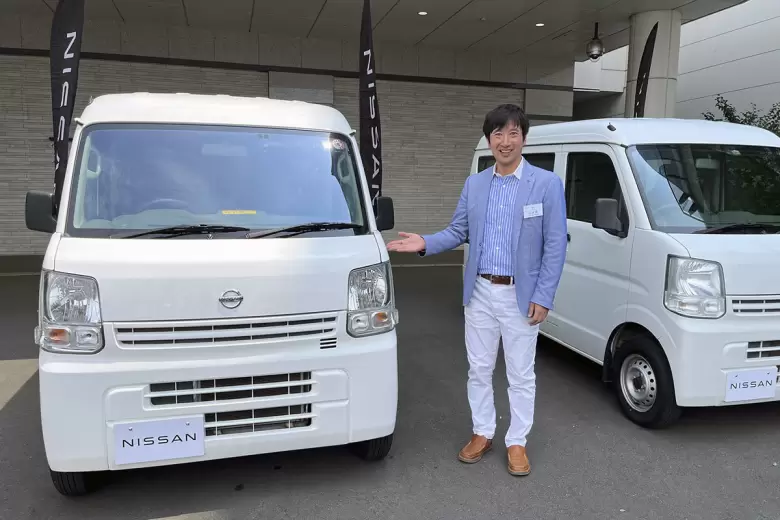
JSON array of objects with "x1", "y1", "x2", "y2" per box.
[
  {"x1": 39, "y1": 320, "x2": 397, "y2": 473},
  {"x1": 663, "y1": 306, "x2": 780, "y2": 408}
]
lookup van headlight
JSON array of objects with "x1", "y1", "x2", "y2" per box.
[
  {"x1": 347, "y1": 262, "x2": 398, "y2": 337},
  {"x1": 664, "y1": 256, "x2": 725, "y2": 319},
  {"x1": 35, "y1": 271, "x2": 104, "y2": 353}
]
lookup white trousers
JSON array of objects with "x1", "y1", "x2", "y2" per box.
[{"x1": 464, "y1": 276, "x2": 539, "y2": 447}]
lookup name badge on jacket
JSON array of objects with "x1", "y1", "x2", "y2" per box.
[{"x1": 523, "y1": 203, "x2": 543, "y2": 219}]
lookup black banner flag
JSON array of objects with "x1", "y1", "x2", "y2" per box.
[
  {"x1": 633, "y1": 22, "x2": 658, "y2": 118},
  {"x1": 50, "y1": 0, "x2": 85, "y2": 211},
  {"x1": 359, "y1": 0, "x2": 382, "y2": 212}
]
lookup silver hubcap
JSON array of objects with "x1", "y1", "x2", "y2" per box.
[{"x1": 620, "y1": 354, "x2": 657, "y2": 412}]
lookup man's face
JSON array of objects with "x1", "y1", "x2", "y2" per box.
[{"x1": 489, "y1": 123, "x2": 525, "y2": 170}]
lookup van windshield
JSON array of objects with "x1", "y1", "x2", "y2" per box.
[
  {"x1": 65, "y1": 123, "x2": 367, "y2": 238},
  {"x1": 627, "y1": 143, "x2": 780, "y2": 234}
]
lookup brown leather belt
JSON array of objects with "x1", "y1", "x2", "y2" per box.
[{"x1": 480, "y1": 273, "x2": 514, "y2": 285}]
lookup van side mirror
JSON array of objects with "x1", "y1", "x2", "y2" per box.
[
  {"x1": 26, "y1": 191, "x2": 57, "y2": 234},
  {"x1": 375, "y1": 196, "x2": 395, "y2": 231},
  {"x1": 593, "y1": 198, "x2": 626, "y2": 238}
]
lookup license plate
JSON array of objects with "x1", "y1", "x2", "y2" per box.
[
  {"x1": 724, "y1": 367, "x2": 778, "y2": 403},
  {"x1": 113, "y1": 416, "x2": 205, "y2": 466}
]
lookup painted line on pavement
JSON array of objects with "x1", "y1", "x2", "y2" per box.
[
  {"x1": 0, "y1": 358, "x2": 38, "y2": 410},
  {"x1": 147, "y1": 511, "x2": 230, "y2": 520}
]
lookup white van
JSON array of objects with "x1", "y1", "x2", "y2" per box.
[
  {"x1": 25, "y1": 93, "x2": 399, "y2": 496},
  {"x1": 469, "y1": 117, "x2": 780, "y2": 428}
]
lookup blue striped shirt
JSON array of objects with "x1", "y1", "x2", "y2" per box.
[{"x1": 477, "y1": 160, "x2": 523, "y2": 277}]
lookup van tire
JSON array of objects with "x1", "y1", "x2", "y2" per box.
[
  {"x1": 350, "y1": 433, "x2": 394, "y2": 461},
  {"x1": 50, "y1": 469, "x2": 101, "y2": 497},
  {"x1": 612, "y1": 333, "x2": 681, "y2": 429}
]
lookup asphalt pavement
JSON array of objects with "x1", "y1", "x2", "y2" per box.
[{"x1": 1, "y1": 268, "x2": 779, "y2": 520}]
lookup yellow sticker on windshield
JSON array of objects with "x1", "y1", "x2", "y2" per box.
[{"x1": 222, "y1": 210, "x2": 257, "y2": 215}]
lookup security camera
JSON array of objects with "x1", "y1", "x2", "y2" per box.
[
  {"x1": 586, "y1": 38, "x2": 604, "y2": 61},
  {"x1": 585, "y1": 22, "x2": 604, "y2": 62}
]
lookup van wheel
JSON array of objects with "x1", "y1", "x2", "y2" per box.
[
  {"x1": 50, "y1": 469, "x2": 102, "y2": 497},
  {"x1": 350, "y1": 433, "x2": 394, "y2": 461},
  {"x1": 612, "y1": 334, "x2": 681, "y2": 429}
]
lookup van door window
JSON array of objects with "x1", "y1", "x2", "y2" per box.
[
  {"x1": 565, "y1": 152, "x2": 626, "y2": 224},
  {"x1": 478, "y1": 156, "x2": 496, "y2": 172},
  {"x1": 523, "y1": 153, "x2": 555, "y2": 172}
]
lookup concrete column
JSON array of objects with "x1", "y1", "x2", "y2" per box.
[{"x1": 624, "y1": 10, "x2": 681, "y2": 118}]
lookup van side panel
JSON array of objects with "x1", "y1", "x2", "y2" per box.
[{"x1": 542, "y1": 144, "x2": 635, "y2": 361}]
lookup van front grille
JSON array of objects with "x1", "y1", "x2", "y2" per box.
[
  {"x1": 205, "y1": 404, "x2": 313, "y2": 436},
  {"x1": 732, "y1": 297, "x2": 780, "y2": 315},
  {"x1": 114, "y1": 313, "x2": 338, "y2": 347},
  {"x1": 148, "y1": 372, "x2": 313, "y2": 406},
  {"x1": 320, "y1": 337, "x2": 337, "y2": 349},
  {"x1": 746, "y1": 341, "x2": 780, "y2": 360}
]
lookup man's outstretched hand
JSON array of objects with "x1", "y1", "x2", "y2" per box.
[{"x1": 386, "y1": 232, "x2": 426, "y2": 253}]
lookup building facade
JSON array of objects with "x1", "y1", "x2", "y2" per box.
[
  {"x1": 0, "y1": 9, "x2": 574, "y2": 270},
  {"x1": 0, "y1": 0, "x2": 747, "y2": 271},
  {"x1": 573, "y1": 0, "x2": 779, "y2": 121}
]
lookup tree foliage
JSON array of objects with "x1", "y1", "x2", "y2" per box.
[
  {"x1": 702, "y1": 94, "x2": 780, "y2": 137},
  {"x1": 701, "y1": 95, "x2": 780, "y2": 216}
]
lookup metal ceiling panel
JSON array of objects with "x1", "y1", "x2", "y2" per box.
[
  {"x1": 415, "y1": 0, "x2": 546, "y2": 49},
  {"x1": 370, "y1": 0, "x2": 474, "y2": 46},
  {"x1": 0, "y1": 0, "x2": 749, "y2": 70},
  {"x1": 184, "y1": 0, "x2": 254, "y2": 30},
  {"x1": 676, "y1": 0, "x2": 751, "y2": 23},
  {"x1": 306, "y1": 0, "x2": 398, "y2": 41},
  {"x1": 1, "y1": 0, "x2": 53, "y2": 17},
  {"x1": 250, "y1": 0, "x2": 325, "y2": 38},
  {"x1": 81, "y1": 0, "x2": 125, "y2": 22},
  {"x1": 112, "y1": 0, "x2": 187, "y2": 25},
  {"x1": 468, "y1": 0, "x2": 616, "y2": 53}
]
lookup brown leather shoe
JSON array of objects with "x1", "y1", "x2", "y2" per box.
[
  {"x1": 507, "y1": 445, "x2": 531, "y2": 476},
  {"x1": 458, "y1": 434, "x2": 492, "y2": 463}
]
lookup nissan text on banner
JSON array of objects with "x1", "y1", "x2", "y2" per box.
[
  {"x1": 359, "y1": 0, "x2": 382, "y2": 213},
  {"x1": 50, "y1": 0, "x2": 85, "y2": 212}
]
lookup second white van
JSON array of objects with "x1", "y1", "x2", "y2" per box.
[{"x1": 469, "y1": 117, "x2": 780, "y2": 428}]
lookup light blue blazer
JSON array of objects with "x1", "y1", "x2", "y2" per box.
[{"x1": 421, "y1": 160, "x2": 568, "y2": 313}]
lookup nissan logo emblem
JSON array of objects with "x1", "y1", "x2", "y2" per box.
[{"x1": 219, "y1": 290, "x2": 243, "y2": 309}]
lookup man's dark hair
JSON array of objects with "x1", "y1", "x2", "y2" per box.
[{"x1": 482, "y1": 104, "x2": 529, "y2": 141}]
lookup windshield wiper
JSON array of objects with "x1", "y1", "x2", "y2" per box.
[
  {"x1": 694, "y1": 223, "x2": 780, "y2": 234},
  {"x1": 111, "y1": 224, "x2": 251, "y2": 239},
  {"x1": 246, "y1": 222, "x2": 362, "y2": 239}
]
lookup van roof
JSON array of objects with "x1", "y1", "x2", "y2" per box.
[
  {"x1": 474, "y1": 118, "x2": 780, "y2": 150},
  {"x1": 76, "y1": 92, "x2": 354, "y2": 135}
]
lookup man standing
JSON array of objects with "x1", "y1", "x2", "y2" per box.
[{"x1": 386, "y1": 104, "x2": 567, "y2": 476}]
